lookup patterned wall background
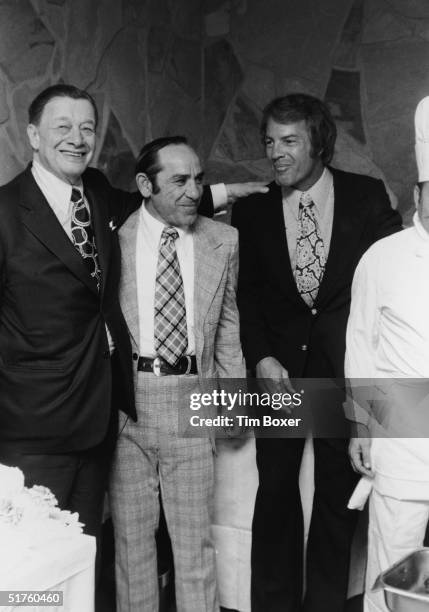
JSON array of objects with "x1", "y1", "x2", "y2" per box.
[{"x1": 1, "y1": 0, "x2": 429, "y2": 221}]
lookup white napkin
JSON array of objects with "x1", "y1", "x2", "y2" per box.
[{"x1": 347, "y1": 476, "x2": 373, "y2": 510}]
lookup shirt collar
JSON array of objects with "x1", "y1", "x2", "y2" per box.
[
  {"x1": 413, "y1": 211, "x2": 429, "y2": 243},
  {"x1": 140, "y1": 202, "x2": 191, "y2": 247},
  {"x1": 31, "y1": 159, "x2": 84, "y2": 199},
  {"x1": 282, "y1": 167, "x2": 333, "y2": 219}
]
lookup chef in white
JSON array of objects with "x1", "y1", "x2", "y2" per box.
[{"x1": 345, "y1": 95, "x2": 429, "y2": 612}]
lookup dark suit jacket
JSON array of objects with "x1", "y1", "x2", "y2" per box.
[
  {"x1": 0, "y1": 166, "x2": 135, "y2": 453},
  {"x1": 0, "y1": 167, "x2": 214, "y2": 454},
  {"x1": 231, "y1": 167, "x2": 402, "y2": 379}
]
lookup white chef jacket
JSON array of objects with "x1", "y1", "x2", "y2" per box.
[{"x1": 345, "y1": 213, "x2": 429, "y2": 499}]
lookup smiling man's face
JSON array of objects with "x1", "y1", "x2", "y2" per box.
[
  {"x1": 143, "y1": 144, "x2": 204, "y2": 230},
  {"x1": 264, "y1": 117, "x2": 324, "y2": 191},
  {"x1": 27, "y1": 96, "x2": 96, "y2": 185}
]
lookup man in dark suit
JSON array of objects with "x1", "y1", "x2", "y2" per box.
[
  {"x1": 0, "y1": 84, "x2": 136, "y2": 538},
  {"x1": 231, "y1": 94, "x2": 402, "y2": 612}
]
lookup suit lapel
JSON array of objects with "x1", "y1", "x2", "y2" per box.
[
  {"x1": 193, "y1": 217, "x2": 226, "y2": 331},
  {"x1": 315, "y1": 168, "x2": 370, "y2": 307},
  {"x1": 264, "y1": 183, "x2": 306, "y2": 309},
  {"x1": 19, "y1": 168, "x2": 99, "y2": 295},
  {"x1": 266, "y1": 173, "x2": 370, "y2": 309},
  {"x1": 119, "y1": 209, "x2": 140, "y2": 348}
]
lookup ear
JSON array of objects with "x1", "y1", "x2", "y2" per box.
[
  {"x1": 27, "y1": 124, "x2": 40, "y2": 150},
  {"x1": 136, "y1": 173, "x2": 153, "y2": 198}
]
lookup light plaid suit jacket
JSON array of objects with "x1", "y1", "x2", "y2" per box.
[{"x1": 119, "y1": 209, "x2": 246, "y2": 396}]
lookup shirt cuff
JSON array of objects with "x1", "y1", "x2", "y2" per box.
[{"x1": 210, "y1": 183, "x2": 228, "y2": 212}]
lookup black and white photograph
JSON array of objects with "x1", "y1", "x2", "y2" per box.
[{"x1": 0, "y1": 1, "x2": 429, "y2": 612}]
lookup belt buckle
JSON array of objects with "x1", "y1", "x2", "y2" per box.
[
  {"x1": 153, "y1": 356, "x2": 163, "y2": 377},
  {"x1": 184, "y1": 355, "x2": 192, "y2": 375}
]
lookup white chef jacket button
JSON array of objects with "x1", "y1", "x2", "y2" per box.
[
  {"x1": 301, "y1": 344, "x2": 307, "y2": 351},
  {"x1": 311, "y1": 308, "x2": 317, "y2": 315}
]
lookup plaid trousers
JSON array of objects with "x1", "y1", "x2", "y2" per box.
[{"x1": 110, "y1": 372, "x2": 218, "y2": 612}]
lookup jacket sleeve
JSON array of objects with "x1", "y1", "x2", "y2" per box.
[
  {"x1": 214, "y1": 231, "x2": 246, "y2": 379},
  {"x1": 199, "y1": 186, "x2": 214, "y2": 218},
  {"x1": 344, "y1": 248, "x2": 381, "y2": 427},
  {"x1": 231, "y1": 199, "x2": 272, "y2": 370}
]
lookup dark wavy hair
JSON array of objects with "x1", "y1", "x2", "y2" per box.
[
  {"x1": 260, "y1": 93, "x2": 337, "y2": 165},
  {"x1": 28, "y1": 84, "x2": 98, "y2": 127},
  {"x1": 135, "y1": 136, "x2": 188, "y2": 194}
]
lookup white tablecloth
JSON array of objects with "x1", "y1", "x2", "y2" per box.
[
  {"x1": 0, "y1": 534, "x2": 96, "y2": 612},
  {"x1": 212, "y1": 436, "x2": 315, "y2": 612}
]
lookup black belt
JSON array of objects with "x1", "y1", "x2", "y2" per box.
[{"x1": 137, "y1": 355, "x2": 197, "y2": 376}]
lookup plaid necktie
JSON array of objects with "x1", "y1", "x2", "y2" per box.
[
  {"x1": 70, "y1": 188, "x2": 102, "y2": 291},
  {"x1": 294, "y1": 191, "x2": 326, "y2": 306},
  {"x1": 154, "y1": 227, "x2": 188, "y2": 366}
]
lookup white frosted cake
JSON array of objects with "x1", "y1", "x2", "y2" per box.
[{"x1": 0, "y1": 464, "x2": 84, "y2": 571}]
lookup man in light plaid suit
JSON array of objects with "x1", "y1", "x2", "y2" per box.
[{"x1": 109, "y1": 135, "x2": 246, "y2": 612}]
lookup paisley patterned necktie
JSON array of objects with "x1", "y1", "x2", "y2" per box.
[{"x1": 294, "y1": 191, "x2": 326, "y2": 306}]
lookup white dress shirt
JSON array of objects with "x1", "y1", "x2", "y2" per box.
[
  {"x1": 345, "y1": 213, "x2": 429, "y2": 498},
  {"x1": 211, "y1": 183, "x2": 228, "y2": 211},
  {"x1": 282, "y1": 167, "x2": 334, "y2": 270},
  {"x1": 31, "y1": 159, "x2": 81, "y2": 239},
  {"x1": 31, "y1": 160, "x2": 115, "y2": 352},
  {"x1": 136, "y1": 203, "x2": 195, "y2": 357}
]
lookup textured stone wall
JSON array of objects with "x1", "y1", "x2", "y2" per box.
[{"x1": 1, "y1": 0, "x2": 429, "y2": 219}]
